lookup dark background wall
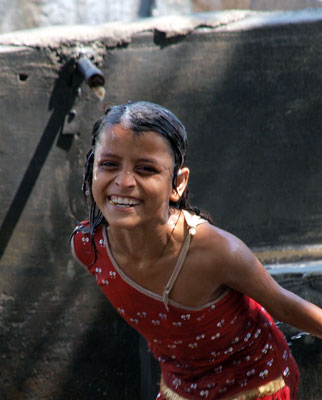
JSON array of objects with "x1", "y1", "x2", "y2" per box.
[{"x1": 1, "y1": 10, "x2": 322, "y2": 399}]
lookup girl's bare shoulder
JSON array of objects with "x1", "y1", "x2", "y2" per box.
[
  {"x1": 187, "y1": 221, "x2": 261, "y2": 298},
  {"x1": 192, "y1": 221, "x2": 245, "y2": 263}
]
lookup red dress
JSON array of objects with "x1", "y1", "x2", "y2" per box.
[{"x1": 71, "y1": 213, "x2": 299, "y2": 400}]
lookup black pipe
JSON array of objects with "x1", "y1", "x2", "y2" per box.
[{"x1": 77, "y1": 56, "x2": 105, "y2": 88}]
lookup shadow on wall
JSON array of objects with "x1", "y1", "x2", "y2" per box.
[
  {"x1": 132, "y1": 14, "x2": 322, "y2": 248},
  {"x1": 0, "y1": 59, "x2": 82, "y2": 259},
  {"x1": 180, "y1": 22, "x2": 322, "y2": 248}
]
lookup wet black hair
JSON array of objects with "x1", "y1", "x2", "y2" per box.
[{"x1": 79, "y1": 101, "x2": 212, "y2": 241}]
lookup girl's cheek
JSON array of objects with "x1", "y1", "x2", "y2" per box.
[
  {"x1": 91, "y1": 185, "x2": 100, "y2": 205},
  {"x1": 93, "y1": 165, "x2": 99, "y2": 182},
  {"x1": 91, "y1": 170, "x2": 99, "y2": 199}
]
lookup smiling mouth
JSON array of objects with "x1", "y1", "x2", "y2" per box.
[{"x1": 108, "y1": 195, "x2": 142, "y2": 208}]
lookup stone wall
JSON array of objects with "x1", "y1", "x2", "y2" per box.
[{"x1": 1, "y1": 10, "x2": 322, "y2": 400}]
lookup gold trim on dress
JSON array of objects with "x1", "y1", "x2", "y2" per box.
[{"x1": 160, "y1": 375, "x2": 285, "y2": 400}]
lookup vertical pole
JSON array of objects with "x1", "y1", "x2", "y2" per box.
[
  {"x1": 139, "y1": 336, "x2": 153, "y2": 400},
  {"x1": 138, "y1": 0, "x2": 155, "y2": 17}
]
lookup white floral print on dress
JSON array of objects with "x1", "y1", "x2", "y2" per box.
[
  {"x1": 211, "y1": 333, "x2": 220, "y2": 340},
  {"x1": 109, "y1": 271, "x2": 116, "y2": 279},
  {"x1": 137, "y1": 312, "x2": 147, "y2": 318},
  {"x1": 259, "y1": 369, "x2": 269, "y2": 379}
]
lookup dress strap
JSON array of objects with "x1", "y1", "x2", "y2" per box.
[{"x1": 162, "y1": 211, "x2": 206, "y2": 311}]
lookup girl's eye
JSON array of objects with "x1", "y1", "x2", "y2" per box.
[
  {"x1": 99, "y1": 161, "x2": 119, "y2": 169},
  {"x1": 136, "y1": 166, "x2": 158, "y2": 175}
]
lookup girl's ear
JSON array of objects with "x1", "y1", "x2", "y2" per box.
[{"x1": 170, "y1": 167, "x2": 190, "y2": 202}]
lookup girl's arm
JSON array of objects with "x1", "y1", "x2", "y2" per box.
[{"x1": 218, "y1": 235, "x2": 322, "y2": 339}]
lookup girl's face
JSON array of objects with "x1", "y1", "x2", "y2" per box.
[{"x1": 92, "y1": 124, "x2": 182, "y2": 230}]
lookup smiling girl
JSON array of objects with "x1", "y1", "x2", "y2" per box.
[{"x1": 72, "y1": 101, "x2": 322, "y2": 399}]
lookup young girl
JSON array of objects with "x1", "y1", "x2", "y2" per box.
[{"x1": 71, "y1": 101, "x2": 322, "y2": 399}]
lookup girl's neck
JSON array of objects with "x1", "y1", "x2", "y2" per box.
[{"x1": 106, "y1": 209, "x2": 183, "y2": 264}]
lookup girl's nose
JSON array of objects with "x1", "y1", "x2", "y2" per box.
[{"x1": 115, "y1": 169, "x2": 136, "y2": 187}]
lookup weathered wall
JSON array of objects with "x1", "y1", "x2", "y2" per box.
[{"x1": 1, "y1": 10, "x2": 322, "y2": 400}]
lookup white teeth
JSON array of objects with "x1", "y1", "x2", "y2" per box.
[{"x1": 110, "y1": 196, "x2": 140, "y2": 206}]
